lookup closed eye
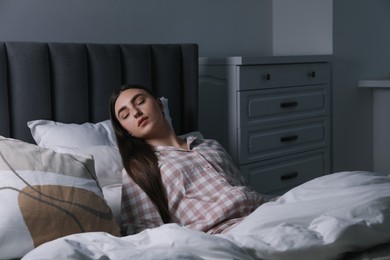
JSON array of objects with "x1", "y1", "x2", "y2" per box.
[
  {"x1": 117, "y1": 108, "x2": 129, "y2": 120},
  {"x1": 135, "y1": 97, "x2": 145, "y2": 106}
]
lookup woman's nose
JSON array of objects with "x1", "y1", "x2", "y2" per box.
[{"x1": 133, "y1": 109, "x2": 142, "y2": 118}]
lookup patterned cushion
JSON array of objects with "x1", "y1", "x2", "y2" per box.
[{"x1": 0, "y1": 136, "x2": 120, "y2": 259}]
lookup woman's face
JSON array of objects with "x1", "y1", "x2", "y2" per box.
[{"x1": 114, "y1": 88, "x2": 165, "y2": 140}]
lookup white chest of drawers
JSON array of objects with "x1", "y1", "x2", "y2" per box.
[{"x1": 199, "y1": 56, "x2": 332, "y2": 194}]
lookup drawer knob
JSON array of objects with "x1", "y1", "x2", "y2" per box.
[
  {"x1": 280, "y1": 135, "x2": 298, "y2": 143},
  {"x1": 264, "y1": 73, "x2": 271, "y2": 81},
  {"x1": 280, "y1": 101, "x2": 298, "y2": 108},
  {"x1": 310, "y1": 71, "x2": 316, "y2": 78},
  {"x1": 280, "y1": 172, "x2": 298, "y2": 181}
]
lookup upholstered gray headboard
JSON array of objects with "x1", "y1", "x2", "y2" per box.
[{"x1": 0, "y1": 42, "x2": 198, "y2": 143}]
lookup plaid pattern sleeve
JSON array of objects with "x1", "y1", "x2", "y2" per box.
[
  {"x1": 121, "y1": 169, "x2": 163, "y2": 235},
  {"x1": 156, "y1": 137, "x2": 265, "y2": 234}
]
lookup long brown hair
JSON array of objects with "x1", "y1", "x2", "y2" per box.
[{"x1": 109, "y1": 84, "x2": 171, "y2": 223}]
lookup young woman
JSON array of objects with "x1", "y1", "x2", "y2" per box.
[{"x1": 110, "y1": 84, "x2": 265, "y2": 235}]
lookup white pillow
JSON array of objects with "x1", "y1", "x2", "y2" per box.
[
  {"x1": 160, "y1": 97, "x2": 173, "y2": 128},
  {"x1": 27, "y1": 119, "x2": 117, "y2": 148},
  {"x1": 27, "y1": 119, "x2": 122, "y2": 220},
  {"x1": 0, "y1": 136, "x2": 120, "y2": 259},
  {"x1": 49, "y1": 145, "x2": 123, "y2": 224},
  {"x1": 180, "y1": 131, "x2": 204, "y2": 139}
]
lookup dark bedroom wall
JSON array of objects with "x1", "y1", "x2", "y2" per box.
[
  {"x1": 0, "y1": 0, "x2": 273, "y2": 57},
  {"x1": 333, "y1": 0, "x2": 390, "y2": 171},
  {"x1": 272, "y1": 0, "x2": 332, "y2": 55}
]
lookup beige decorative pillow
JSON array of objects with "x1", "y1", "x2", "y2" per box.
[{"x1": 0, "y1": 136, "x2": 120, "y2": 259}]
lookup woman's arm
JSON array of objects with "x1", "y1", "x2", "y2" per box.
[{"x1": 121, "y1": 169, "x2": 164, "y2": 235}]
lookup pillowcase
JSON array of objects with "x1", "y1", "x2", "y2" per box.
[
  {"x1": 27, "y1": 119, "x2": 117, "y2": 148},
  {"x1": 180, "y1": 131, "x2": 204, "y2": 140},
  {"x1": 49, "y1": 145, "x2": 123, "y2": 224},
  {"x1": 27, "y1": 120, "x2": 123, "y2": 221},
  {"x1": 0, "y1": 136, "x2": 120, "y2": 259},
  {"x1": 160, "y1": 97, "x2": 173, "y2": 128}
]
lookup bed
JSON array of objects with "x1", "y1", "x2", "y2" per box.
[{"x1": 1, "y1": 41, "x2": 390, "y2": 260}]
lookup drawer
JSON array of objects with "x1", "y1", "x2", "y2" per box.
[
  {"x1": 239, "y1": 63, "x2": 330, "y2": 90},
  {"x1": 238, "y1": 117, "x2": 329, "y2": 164},
  {"x1": 238, "y1": 85, "x2": 329, "y2": 127},
  {"x1": 239, "y1": 149, "x2": 330, "y2": 194}
]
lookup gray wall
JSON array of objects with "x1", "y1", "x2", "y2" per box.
[
  {"x1": 0, "y1": 0, "x2": 272, "y2": 57},
  {"x1": 273, "y1": 0, "x2": 332, "y2": 55},
  {"x1": 333, "y1": 0, "x2": 390, "y2": 172}
]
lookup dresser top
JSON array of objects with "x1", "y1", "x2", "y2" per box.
[
  {"x1": 199, "y1": 55, "x2": 332, "y2": 65},
  {"x1": 358, "y1": 80, "x2": 390, "y2": 88}
]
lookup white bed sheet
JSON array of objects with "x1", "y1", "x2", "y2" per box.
[{"x1": 22, "y1": 171, "x2": 390, "y2": 260}]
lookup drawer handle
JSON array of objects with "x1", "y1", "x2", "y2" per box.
[
  {"x1": 310, "y1": 71, "x2": 316, "y2": 78},
  {"x1": 280, "y1": 172, "x2": 298, "y2": 181},
  {"x1": 280, "y1": 101, "x2": 298, "y2": 108},
  {"x1": 264, "y1": 73, "x2": 271, "y2": 81},
  {"x1": 280, "y1": 135, "x2": 298, "y2": 143}
]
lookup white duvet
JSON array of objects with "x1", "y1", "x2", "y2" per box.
[{"x1": 22, "y1": 171, "x2": 390, "y2": 260}]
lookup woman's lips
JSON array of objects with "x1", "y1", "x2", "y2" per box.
[{"x1": 138, "y1": 117, "x2": 148, "y2": 127}]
